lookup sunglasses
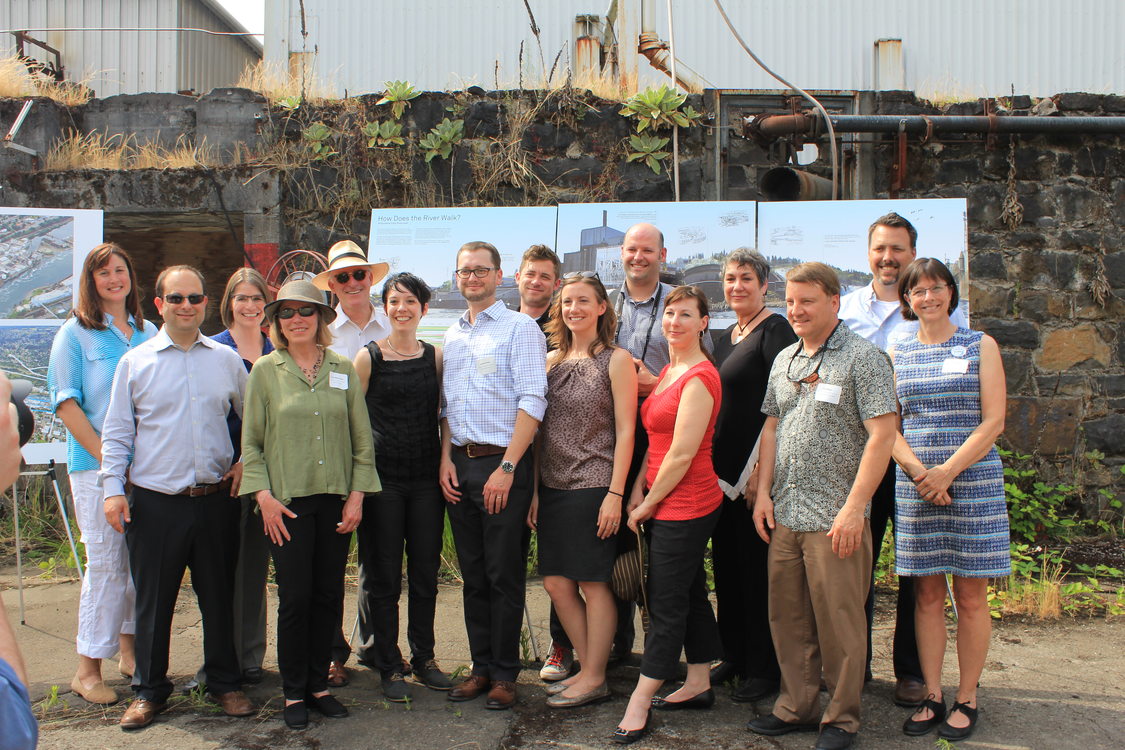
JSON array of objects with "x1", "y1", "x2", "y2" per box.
[
  {"x1": 163, "y1": 293, "x2": 205, "y2": 305},
  {"x1": 564, "y1": 270, "x2": 600, "y2": 280},
  {"x1": 276, "y1": 305, "x2": 318, "y2": 320},
  {"x1": 334, "y1": 268, "x2": 368, "y2": 284}
]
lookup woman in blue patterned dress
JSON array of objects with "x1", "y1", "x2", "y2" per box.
[{"x1": 890, "y1": 258, "x2": 1008, "y2": 743}]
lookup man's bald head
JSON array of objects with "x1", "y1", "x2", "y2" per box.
[{"x1": 621, "y1": 222, "x2": 667, "y2": 289}]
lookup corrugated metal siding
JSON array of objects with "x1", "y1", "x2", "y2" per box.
[
  {"x1": 264, "y1": 0, "x2": 1124, "y2": 97},
  {"x1": 178, "y1": 0, "x2": 260, "y2": 94}
]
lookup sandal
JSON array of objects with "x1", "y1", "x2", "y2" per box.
[
  {"x1": 937, "y1": 700, "x2": 979, "y2": 741},
  {"x1": 903, "y1": 694, "x2": 947, "y2": 736}
]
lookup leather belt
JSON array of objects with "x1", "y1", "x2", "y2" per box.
[
  {"x1": 181, "y1": 482, "x2": 225, "y2": 497},
  {"x1": 454, "y1": 443, "x2": 507, "y2": 459}
]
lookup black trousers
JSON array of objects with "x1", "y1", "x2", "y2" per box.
[
  {"x1": 352, "y1": 478, "x2": 446, "y2": 674},
  {"x1": 711, "y1": 496, "x2": 780, "y2": 681},
  {"x1": 867, "y1": 462, "x2": 923, "y2": 680},
  {"x1": 640, "y1": 506, "x2": 722, "y2": 681},
  {"x1": 125, "y1": 485, "x2": 240, "y2": 703},
  {"x1": 447, "y1": 451, "x2": 533, "y2": 682},
  {"x1": 270, "y1": 494, "x2": 351, "y2": 700}
]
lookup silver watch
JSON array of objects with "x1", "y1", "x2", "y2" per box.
[{"x1": 500, "y1": 460, "x2": 515, "y2": 474}]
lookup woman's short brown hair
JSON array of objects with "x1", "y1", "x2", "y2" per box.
[
  {"x1": 73, "y1": 243, "x2": 144, "y2": 330},
  {"x1": 664, "y1": 285, "x2": 714, "y2": 362},
  {"x1": 898, "y1": 258, "x2": 960, "y2": 321},
  {"x1": 545, "y1": 274, "x2": 617, "y2": 357},
  {"x1": 218, "y1": 267, "x2": 271, "y2": 329},
  {"x1": 268, "y1": 307, "x2": 334, "y2": 350}
]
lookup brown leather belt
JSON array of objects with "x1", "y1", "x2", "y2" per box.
[
  {"x1": 454, "y1": 443, "x2": 506, "y2": 459},
  {"x1": 181, "y1": 482, "x2": 225, "y2": 497}
]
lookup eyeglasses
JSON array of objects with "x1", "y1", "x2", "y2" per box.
[
  {"x1": 276, "y1": 305, "x2": 318, "y2": 319},
  {"x1": 334, "y1": 268, "x2": 368, "y2": 284},
  {"x1": 908, "y1": 283, "x2": 949, "y2": 300},
  {"x1": 163, "y1": 293, "x2": 205, "y2": 305},
  {"x1": 232, "y1": 294, "x2": 265, "y2": 304},
  {"x1": 564, "y1": 270, "x2": 600, "y2": 280},
  {"x1": 454, "y1": 267, "x2": 495, "y2": 279}
]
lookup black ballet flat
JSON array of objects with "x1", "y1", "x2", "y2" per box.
[
  {"x1": 612, "y1": 713, "x2": 650, "y2": 745},
  {"x1": 903, "y1": 695, "x2": 947, "y2": 736},
  {"x1": 651, "y1": 688, "x2": 714, "y2": 710},
  {"x1": 283, "y1": 701, "x2": 308, "y2": 730},
  {"x1": 937, "y1": 700, "x2": 979, "y2": 741}
]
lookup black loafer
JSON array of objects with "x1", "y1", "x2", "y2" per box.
[
  {"x1": 283, "y1": 701, "x2": 308, "y2": 730},
  {"x1": 815, "y1": 725, "x2": 856, "y2": 750},
  {"x1": 709, "y1": 661, "x2": 738, "y2": 685},
  {"x1": 651, "y1": 688, "x2": 714, "y2": 710},
  {"x1": 747, "y1": 714, "x2": 818, "y2": 736},
  {"x1": 731, "y1": 677, "x2": 779, "y2": 703},
  {"x1": 903, "y1": 695, "x2": 947, "y2": 736},
  {"x1": 611, "y1": 712, "x2": 650, "y2": 745},
  {"x1": 305, "y1": 693, "x2": 348, "y2": 718},
  {"x1": 937, "y1": 700, "x2": 979, "y2": 741}
]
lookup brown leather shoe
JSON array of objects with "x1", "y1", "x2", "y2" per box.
[
  {"x1": 327, "y1": 660, "x2": 350, "y2": 688},
  {"x1": 120, "y1": 698, "x2": 167, "y2": 730},
  {"x1": 895, "y1": 677, "x2": 928, "y2": 707},
  {"x1": 485, "y1": 680, "x2": 517, "y2": 710},
  {"x1": 448, "y1": 674, "x2": 491, "y2": 702},
  {"x1": 212, "y1": 690, "x2": 256, "y2": 717}
]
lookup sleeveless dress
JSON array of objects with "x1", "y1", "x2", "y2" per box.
[
  {"x1": 893, "y1": 327, "x2": 1011, "y2": 577},
  {"x1": 538, "y1": 348, "x2": 617, "y2": 581}
]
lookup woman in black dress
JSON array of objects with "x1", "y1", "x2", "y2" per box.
[
  {"x1": 351, "y1": 272, "x2": 452, "y2": 703},
  {"x1": 709, "y1": 248, "x2": 797, "y2": 702}
]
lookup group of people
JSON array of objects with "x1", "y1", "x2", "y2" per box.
[{"x1": 31, "y1": 211, "x2": 1009, "y2": 749}]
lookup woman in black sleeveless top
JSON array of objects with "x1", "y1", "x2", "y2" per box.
[{"x1": 352, "y1": 272, "x2": 451, "y2": 702}]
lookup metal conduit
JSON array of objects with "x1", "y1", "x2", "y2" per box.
[{"x1": 746, "y1": 113, "x2": 1125, "y2": 138}]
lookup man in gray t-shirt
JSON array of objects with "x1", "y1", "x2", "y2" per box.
[{"x1": 750, "y1": 263, "x2": 896, "y2": 750}]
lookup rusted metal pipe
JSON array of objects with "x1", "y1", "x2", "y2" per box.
[
  {"x1": 637, "y1": 30, "x2": 707, "y2": 93},
  {"x1": 746, "y1": 112, "x2": 1125, "y2": 137},
  {"x1": 759, "y1": 167, "x2": 835, "y2": 201}
]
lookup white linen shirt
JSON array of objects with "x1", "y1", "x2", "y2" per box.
[
  {"x1": 99, "y1": 328, "x2": 247, "y2": 498},
  {"x1": 839, "y1": 282, "x2": 969, "y2": 353},
  {"x1": 327, "y1": 301, "x2": 392, "y2": 360}
]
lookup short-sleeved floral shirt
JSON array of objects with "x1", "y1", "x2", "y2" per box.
[{"x1": 761, "y1": 321, "x2": 896, "y2": 532}]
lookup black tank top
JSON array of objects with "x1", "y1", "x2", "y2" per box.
[{"x1": 364, "y1": 341, "x2": 441, "y2": 481}]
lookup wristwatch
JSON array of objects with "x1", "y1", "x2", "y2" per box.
[{"x1": 500, "y1": 460, "x2": 515, "y2": 474}]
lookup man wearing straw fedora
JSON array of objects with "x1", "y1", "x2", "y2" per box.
[{"x1": 312, "y1": 240, "x2": 393, "y2": 686}]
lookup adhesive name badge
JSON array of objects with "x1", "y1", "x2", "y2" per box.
[
  {"x1": 814, "y1": 382, "x2": 842, "y2": 404},
  {"x1": 942, "y1": 358, "x2": 970, "y2": 374},
  {"x1": 329, "y1": 372, "x2": 349, "y2": 389},
  {"x1": 476, "y1": 355, "x2": 497, "y2": 376}
]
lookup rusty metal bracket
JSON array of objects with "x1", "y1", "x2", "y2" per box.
[
  {"x1": 919, "y1": 115, "x2": 935, "y2": 145},
  {"x1": 890, "y1": 118, "x2": 908, "y2": 198},
  {"x1": 983, "y1": 98, "x2": 999, "y2": 150}
]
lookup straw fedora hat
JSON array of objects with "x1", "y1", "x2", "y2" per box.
[
  {"x1": 312, "y1": 240, "x2": 390, "y2": 291},
  {"x1": 264, "y1": 279, "x2": 337, "y2": 324}
]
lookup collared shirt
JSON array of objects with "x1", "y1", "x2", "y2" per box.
[
  {"x1": 839, "y1": 282, "x2": 969, "y2": 352},
  {"x1": 327, "y1": 301, "x2": 392, "y2": 360},
  {"x1": 99, "y1": 328, "x2": 248, "y2": 498},
  {"x1": 761, "y1": 322, "x2": 896, "y2": 532},
  {"x1": 240, "y1": 348, "x2": 380, "y2": 503},
  {"x1": 442, "y1": 300, "x2": 548, "y2": 447},
  {"x1": 614, "y1": 281, "x2": 713, "y2": 375},
  {"x1": 47, "y1": 313, "x2": 158, "y2": 472}
]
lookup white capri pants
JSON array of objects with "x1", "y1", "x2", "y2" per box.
[{"x1": 71, "y1": 469, "x2": 135, "y2": 659}]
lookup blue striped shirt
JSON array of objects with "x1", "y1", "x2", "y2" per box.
[
  {"x1": 47, "y1": 313, "x2": 158, "y2": 473},
  {"x1": 441, "y1": 301, "x2": 547, "y2": 447}
]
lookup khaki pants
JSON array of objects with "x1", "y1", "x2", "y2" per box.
[{"x1": 767, "y1": 521, "x2": 872, "y2": 733}]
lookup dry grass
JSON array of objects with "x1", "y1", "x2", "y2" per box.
[
  {"x1": 0, "y1": 55, "x2": 93, "y2": 105},
  {"x1": 998, "y1": 564, "x2": 1065, "y2": 619},
  {"x1": 133, "y1": 135, "x2": 217, "y2": 169},
  {"x1": 43, "y1": 131, "x2": 220, "y2": 171},
  {"x1": 236, "y1": 60, "x2": 335, "y2": 105}
]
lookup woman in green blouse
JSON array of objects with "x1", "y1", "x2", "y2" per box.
[{"x1": 240, "y1": 279, "x2": 379, "y2": 730}]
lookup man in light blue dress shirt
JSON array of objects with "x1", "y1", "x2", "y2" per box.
[
  {"x1": 100, "y1": 265, "x2": 255, "y2": 730},
  {"x1": 439, "y1": 241, "x2": 548, "y2": 710}
]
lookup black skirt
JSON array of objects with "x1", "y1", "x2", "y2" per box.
[{"x1": 537, "y1": 485, "x2": 617, "y2": 582}]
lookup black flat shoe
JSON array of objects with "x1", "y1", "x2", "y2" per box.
[
  {"x1": 731, "y1": 677, "x2": 779, "y2": 703},
  {"x1": 651, "y1": 688, "x2": 714, "y2": 710},
  {"x1": 903, "y1": 695, "x2": 947, "y2": 736},
  {"x1": 283, "y1": 701, "x2": 308, "y2": 730},
  {"x1": 709, "y1": 660, "x2": 738, "y2": 685},
  {"x1": 747, "y1": 714, "x2": 819, "y2": 736},
  {"x1": 612, "y1": 712, "x2": 650, "y2": 745},
  {"x1": 937, "y1": 700, "x2": 979, "y2": 741},
  {"x1": 241, "y1": 667, "x2": 264, "y2": 685},
  {"x1": 305, "y1": 693, "x2": 348, "y2": 718}
]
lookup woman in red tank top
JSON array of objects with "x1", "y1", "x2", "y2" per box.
[{"x1": 612, "y1": 286, "x2": 724, "y2": 745}]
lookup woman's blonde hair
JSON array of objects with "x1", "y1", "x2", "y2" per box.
[
  {"x1": 545, "y1": 274, "x2": 617, "y2": 357},
  {"x1": 269, "y1": 308, "x2": 334, "y2": 350}
]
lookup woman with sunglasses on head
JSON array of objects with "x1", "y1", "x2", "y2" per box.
[
  {"x1": 240, "y1": 279, "x2": 379, "y2": 730},
  {"x1": 47, "y1": 243, "x2": 157, "y2": 705},
  {"x1": 529, "y1": 272, "x2": 637, "y2": 709},
  {"x1": 891, "y1": 259, "x2": 1007, "y2": 743},
  {"x1": 349, "y1": 272, "x2": 452, "y2": 703},
  {"x1": 613, "y1": 285, "x2": 723, "y2": 745}
]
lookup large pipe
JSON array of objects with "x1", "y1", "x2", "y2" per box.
[
  {"x1": 747, "y1": 112, "x2": 1125, "y2": 138},
  {"x1": 759, "y1": 167, "x2": 835, "y2": 201},
  {"x1": 638, "y1": 0, "x2": 708, "y2": 93}
]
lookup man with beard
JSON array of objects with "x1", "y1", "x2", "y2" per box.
[
  {"x1": 439, "y1": 241, "x2": 548, "y2": 710},
  {"x1": 838, "y1": 212, "x2": 966, "y2": 707}
]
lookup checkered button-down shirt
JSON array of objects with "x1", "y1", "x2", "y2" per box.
[{"x1": 442, "y1": 301, "x2": 548, "y2": 447}]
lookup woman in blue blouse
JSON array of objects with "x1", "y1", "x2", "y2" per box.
[{"x1": 47, "y1": 243, "x2": 157, "y2": 705}]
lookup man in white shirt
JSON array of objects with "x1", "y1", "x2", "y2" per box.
[{"x1": 838, "y1": 212, "x2": 966, "y2": 707}]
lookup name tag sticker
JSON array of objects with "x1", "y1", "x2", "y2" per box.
[
  {"x1": 476, "y1": 355, "x2": 497, "y2": 376},
  {"x1": 815, "y1": 382, "x2": 842, "y2": 404},
  {"x1": 329, "y1": 372, "x2": 349, "y2": 389},
  {"x1": 941, "y1": 358, "x2": 970, "y2": 374}
]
